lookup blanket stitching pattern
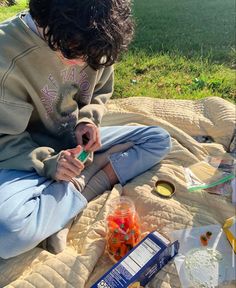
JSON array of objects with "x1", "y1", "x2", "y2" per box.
[{"x1": 1, "y1": 96, "x2": 235, "y2": 288}]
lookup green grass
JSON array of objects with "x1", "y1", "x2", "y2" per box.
[
  {"x1": 0, "y1": 0, "x2": 235, "y2": 102},
  {"x1": 114, "y1": 0, "x2": 235, "y2": 102},
  {"x1": 114, "y1": 51, "x2": 235, "y2": 101},
  {"x1": 132, "y1": 0, "x2": 235, "y2": 64},
  {"x1": 0, "y1": 0, "x2": 27, "y2": 22}
]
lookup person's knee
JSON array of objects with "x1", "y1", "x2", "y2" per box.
[
  {"x1": 0, "y1": 207, "x2": 39, "y2": 258},
  {"x1": 0, "y1": 208, "x2": 16, "y2": 233},
  {"x1": 160, "y1": 128, "x2": 172, "y2": 153},
  {"x1": 0, "y1": 235, "x2": 35, "y2": 259},
  {"x1": 134, "y1": 126, "x2": 172, "y2": 169},
  {"x1": 0, "y1": 201, "x2": 34, "y2": 234},
  {"x1": 0, "y1": 223, "x2": 40, "y2": 259},
  {"x1": 151, "y1": 126, "x2": 172, "y2": 152}
]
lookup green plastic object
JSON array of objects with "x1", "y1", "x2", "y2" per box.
[{"x1": 77, "y1": 150, "x2": 90, "y2": 163}]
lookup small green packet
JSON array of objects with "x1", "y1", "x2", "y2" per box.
[{"x1": 76, "y1": 150, "x2": 90, "y2": 163}]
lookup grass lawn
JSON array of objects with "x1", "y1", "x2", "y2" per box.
[
  {"x1": 0, "y1": 1, "x2": 26, "y2": 21},
  {"x1": 0, "y1": 0, "x2": 235, "y2": 102}
]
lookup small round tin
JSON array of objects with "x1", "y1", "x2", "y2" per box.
[{"x1": 154, "y1": 180, "x2": 175, "y2": 198}]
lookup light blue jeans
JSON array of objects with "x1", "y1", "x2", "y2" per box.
[{"x1": 0, "y1": 126, "x2": 171, "y2": 259}]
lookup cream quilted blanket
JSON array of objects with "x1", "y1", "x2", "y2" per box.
[{"x1": 1, "y1": 96, "x2": 235, "y2": 288}]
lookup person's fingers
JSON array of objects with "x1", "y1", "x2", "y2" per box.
[
  {"x1": 60, "y1": 159, "x2": 83, "y2": 176},
  {"x1": 76, "y1": 132, "x2": 83, "y2": 146},
  {"x1": 55, "y1": 164, "x2": 80, "y2": 181},
  {"x1": 55, "y1": 168, "x2": 72, "y2": 181},
  {"x1": 63, "y1": 153, "x2": 84, "y2": 170},
  {"x1": 56, "y1": 153, "x2": 83, "y2": 181},
  {"x1": 60, "y1": 150, "x2": 84, "y2": 169},
  {"x1": 55, "y1": 174, "x2": 72, "y2": 182},
  {"x1": 75, "y1": 122, "x2": 101, "y2": 151},
  {"x1": 84, "y1": 130, "x2": 96, "y2": 150},
  {"x1": 87, "y1": 140, "x2": 101, "y2": 152},
  {"x1": 75, "y1": 125, "x2": 89, "y2": 146},
  {"x1": 85, "y1": 128, "x2": 101, "y2": 151},
  {"x1": 57, "y1": 163, "x2": 76, "y2": 178},
  {"x1": 67, "y1": 146, "x2": 83, "y2": 157}
]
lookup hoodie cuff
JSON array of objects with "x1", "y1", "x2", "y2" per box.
[
  {"x1": 43, "y1": 152, "x2": 62, "y2": 179},
  {"x1": 76, "y1": 117, "x2": 97, "y2": 128}
]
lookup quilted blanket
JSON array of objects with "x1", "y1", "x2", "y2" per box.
[{"x1": 1, "y1": 96, "x2": 235, "y2": 288}]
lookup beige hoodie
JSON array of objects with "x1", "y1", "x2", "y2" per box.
[{"x1": 0, "y1": 14, "x2": 114, "y2": 179}]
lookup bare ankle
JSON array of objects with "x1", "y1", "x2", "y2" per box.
[{"x1": 102, "y1": 162, "x2": 119, "y2": 187}]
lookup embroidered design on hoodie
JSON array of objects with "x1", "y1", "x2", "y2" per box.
[{"x1": 40, "y1": 66, "x2": 92, "y2": 134}]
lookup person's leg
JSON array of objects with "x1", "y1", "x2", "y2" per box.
[
  {"x1": 0, "y1": 169, "x2": 87, "y2": 259},
  {"x1": 82, "y1": 125, "x2": 171, "y2": 200},
  {"x1": 45, "y1": 125, "x2": 171, "y2": 253},
  {"x1": 101, "y1": 126, "x2": 171, "y2": 185},
  {"x1": 72, "y1": 141, "x2": 134, "y2": 192}
]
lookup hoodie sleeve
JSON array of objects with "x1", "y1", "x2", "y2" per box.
[
  {"x1": 77, "y1": 65, "x2": 114, "y2": 126},
  {"x1": 0, "y1": 95, "x2": 60, "y2": 179}
]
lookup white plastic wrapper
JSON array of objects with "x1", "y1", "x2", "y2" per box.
[{"x1": 171, "y1": 225, "x2": 236, "y2": 288}]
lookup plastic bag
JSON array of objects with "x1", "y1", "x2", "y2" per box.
[
  {"x1": 204, "y1": 178, "x2": 235, "y2": 197},
  {"x1": 184, "y1": 155, "x2": 235, "y2": 193},
  {"x1": 206, "y1": 155, "x2": 235, "y2": 173}
]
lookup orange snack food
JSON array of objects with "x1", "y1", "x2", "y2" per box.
[
  {"x1": 106, "y1": 197, "x2": 141, "y2": 262},
  {"x1": 206, "y1": 231, "x2": 212, "y2": 239},
  {"x1": 200, "y1": 235, "x2": 208, "y2": 246}
]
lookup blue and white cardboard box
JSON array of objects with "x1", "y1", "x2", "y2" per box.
[{"x1": 91, "y1": 231, "x2": 179, "y2": 288}]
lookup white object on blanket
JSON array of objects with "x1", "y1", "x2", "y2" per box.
[
  {"x1": 171, "y1": 225, "x2": 236, "y2": 288},
  {"x1": 231, "y1": 178, "x2": 236, "y2": 204}
]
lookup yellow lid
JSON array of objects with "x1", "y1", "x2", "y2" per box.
[{"x1": 154, "y1": 180, "x2": 175, "y2": 198}]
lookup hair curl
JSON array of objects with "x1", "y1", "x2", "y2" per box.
[{"x1": 29, "y1": 0, "x2": 134, "y2": 70}]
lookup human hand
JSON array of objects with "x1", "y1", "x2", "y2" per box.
[
  {"x1": 55, "y1": 149, "x2": 84, "y2": 181},
  {"x1": 75, "y1": 122, "x2": 101, "y2": 152}
]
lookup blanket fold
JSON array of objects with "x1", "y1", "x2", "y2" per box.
[{"x1": 1, "y1": 96, "x2": 235, "y2": 288}]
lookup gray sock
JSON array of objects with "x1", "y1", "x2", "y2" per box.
[
  {"x1": 44, "y1": 219, "x2": 74, "y2": 254},
  {"x1": 72, "y1": 154, "x2": 109, "y2": 192},
  {"x1": 82, "y1": 170, "x2": 112, "y2": 202},
  {"x1": 73, "y1": 142, "x2": 133, "y2": 192}
]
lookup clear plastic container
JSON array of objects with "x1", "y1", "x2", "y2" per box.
[{"x1": 106, "y1": 196, "x2": 141, "y2": 262}]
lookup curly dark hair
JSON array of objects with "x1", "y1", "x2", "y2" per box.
[{"x1": 29, "y1": 0, "x2": 134, "y2": 70}]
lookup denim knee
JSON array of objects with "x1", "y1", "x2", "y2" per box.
[
  {"x1": 150, "y1": 126, "x2": 172, "y2": 155},
  {"x1": 0, "y1": 199, "x2": 39, "y2": 258}
]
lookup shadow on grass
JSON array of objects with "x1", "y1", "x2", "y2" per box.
[{"x1": 131, "y1": 0, "x2": 235, "y2": 66}]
